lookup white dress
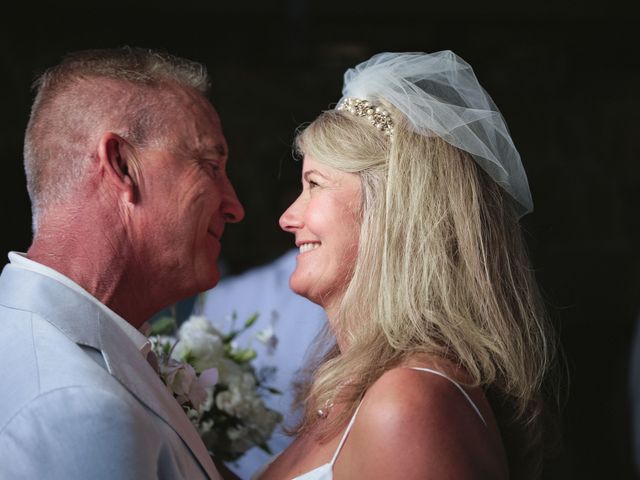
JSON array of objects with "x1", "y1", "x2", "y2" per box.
[{"x1": 254, "y1": 367, "x2": 487, "y2": 480}]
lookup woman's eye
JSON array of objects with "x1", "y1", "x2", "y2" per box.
[{"x1": 308, "y1": 180, "x2": 319, "y2": 189}]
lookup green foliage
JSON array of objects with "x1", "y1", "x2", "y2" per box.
[{"x1": 150, "y1": 316, "x2": 178, "y2": 336}]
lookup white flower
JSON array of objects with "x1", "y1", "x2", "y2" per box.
[
  {"x1": 255, "y1": 310, "x2": 279, "y2": 355},
  {"x1": 179, "y1": 315, "x2": 223, "y2": 337},
  {"x1": 197, "y1": 389, "x2": 216, "y2": 415},
  {"x1": 255, "y1": 326, "x2": 278, "y2": 354},
  {"x1": 148, "y1": 306, "x2": 284, "y2": 463},
  {"x1": 173, "y1": 315, "x2": 225, "y2": 372},
  {"x1": 150, "y1": 335, "x2": 177, "y2": 356},
  {"x1": 199, "y1": 418, "x2": 215, "y2": 434},
  {"x1": 216, "y1": 357, "x2": 244, "y2": 385},
  {"x1": 227, "y1": 425, "x2": 255, "y2": 455}
]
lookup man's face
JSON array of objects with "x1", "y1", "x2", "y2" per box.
[{"x1": 133, "y1": 87, "x2": 244, "y2": 300}]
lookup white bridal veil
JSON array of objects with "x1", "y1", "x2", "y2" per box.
[{"x1": 338, "y1": 51, "x2": 533, "y2": 217}]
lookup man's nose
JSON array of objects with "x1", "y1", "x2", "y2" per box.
[{"x1": 221, "y1": 181, "x2": 245, "y2": 223}]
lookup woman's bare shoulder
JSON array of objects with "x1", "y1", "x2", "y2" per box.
[
  {"x1": 333, "y1": 364, "x2": 507, "y2": 479},
  {"x1": 359, "y1": 365, "x2": 486, "y2": 436}
]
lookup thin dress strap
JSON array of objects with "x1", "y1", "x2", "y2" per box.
[
  {"x1": 329, "y1": 400, "x2": 364, "y2": 466},
  {"x1": 409, "y1": 367, "x2": 487, "y2": 426}
]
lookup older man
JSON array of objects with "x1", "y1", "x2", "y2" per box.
[{"x1": 0, "y1": 48, "x2": 244, "y2": 479}]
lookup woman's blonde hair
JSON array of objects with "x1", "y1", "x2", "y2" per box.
[{"x1": 293, "y1": 102, "x2": 559, "y2": 478}]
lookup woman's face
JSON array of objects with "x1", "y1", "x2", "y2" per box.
[{"x1": 279, "y1": 154, "x2": 361, "y2": 313}]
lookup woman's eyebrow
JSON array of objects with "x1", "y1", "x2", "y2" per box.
[{"x1": 303, "y1": 169, "x2": 327, "y2": 182}]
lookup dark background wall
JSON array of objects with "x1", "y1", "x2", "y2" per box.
[{"x1": 1, "y1": 3, "x2": 638, "y2": 478}]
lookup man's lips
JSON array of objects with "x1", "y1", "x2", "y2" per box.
[{"x1": 207, "y1": 229, "x2": 222, "y2": 240}]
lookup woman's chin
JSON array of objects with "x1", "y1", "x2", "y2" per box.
[
  {"x1": 290, "y1": 283, "x2": 311, "y2": 301},
  {"x1": 289, "y1": 281, "x2": 322, "y2": 306}
]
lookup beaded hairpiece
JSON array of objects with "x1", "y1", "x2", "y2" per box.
[{"x1": 336, "y1": 97, "x2": 394, "y2": 138}]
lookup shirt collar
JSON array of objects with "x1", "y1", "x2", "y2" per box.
[{"x1": 8, "y1": 251, "x2": 151, "y2": 356}]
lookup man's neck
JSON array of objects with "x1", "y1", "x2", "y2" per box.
[{"x1": 27, "y1": 231, "x2": 152, "y2": 328}]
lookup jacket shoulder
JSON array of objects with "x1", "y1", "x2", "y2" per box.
[
  {"x1": 0, "y1": 386, "x2": 163, "y2": 480},
  {"x1": 0, "y1": 308, "x2": 117, "y2": 426}
]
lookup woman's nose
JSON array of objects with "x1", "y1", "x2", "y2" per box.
[{"x1": 279, "y1": 193, "x2": 304, "y2": 233}]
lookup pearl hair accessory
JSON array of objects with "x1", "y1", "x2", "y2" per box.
[{"x1": 336, "y1": 97, "x2": 394, "y2": 138}]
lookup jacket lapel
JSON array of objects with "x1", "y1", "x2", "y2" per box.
[
  {"x1": 0, "y1": 265, "x2": 220, "y2": 480},
  {"x1": 98, "y1": 313, "x2": 221, "y2": 479}
]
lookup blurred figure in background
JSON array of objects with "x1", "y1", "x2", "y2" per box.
[{"x1": 201, "y1": 248, "x2": 328, "y2": 479}]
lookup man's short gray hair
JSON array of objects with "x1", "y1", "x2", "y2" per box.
[{"x1": 24, "y1": 46, "x2": 211, "y2": 229}]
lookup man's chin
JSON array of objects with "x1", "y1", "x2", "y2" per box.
[{"x1": 197, "y1": 265, "x2": 220, "y2": 292}]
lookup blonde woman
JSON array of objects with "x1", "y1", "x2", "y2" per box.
[{"x1": 258, "y1": 51, "x2": 557, "y2": 480}]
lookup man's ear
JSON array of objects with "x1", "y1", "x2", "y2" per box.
[{"x1": 97, "y1": 132, "x2": 137, "y2": 204}]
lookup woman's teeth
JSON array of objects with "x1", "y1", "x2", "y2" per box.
[{"x1": 299, "y1": 243, "x2": 320, "y2": 254}]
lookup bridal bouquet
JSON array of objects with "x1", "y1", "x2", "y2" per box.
[{"x1": 149, "y1": 310, "x2": 283, "y2": 462}]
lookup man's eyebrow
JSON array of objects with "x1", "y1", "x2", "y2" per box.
[{"x1": 196, "y1": 143, "x2": 227, "y2": 159}]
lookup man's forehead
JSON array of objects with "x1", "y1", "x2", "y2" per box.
[
  {"x1": 194, "y1": 113, "x2": 227, "y2": 153},
  {"x1": 170, "y1": 90, "x2": 227, "y2": 156}
]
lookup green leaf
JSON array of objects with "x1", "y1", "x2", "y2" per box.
[
  {"x1": 222, "y1": 332, "x2": 237, "y2": 343},
  {"x1": 149, "y1": 316, "x2": 177, "y2": 335},
  {"x1": 244, "y1": 312, "x2": 259, "y2": 328},
  {"x1": 229, "y1": 348, "x2": 257, "y2": 363},
  {"x1": 182, "y1": 350, "x2": 196, "y2": 365}
]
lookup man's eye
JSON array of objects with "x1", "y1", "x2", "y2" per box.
[
  {"x1": 308, "y1": 180, "x2": 319, "y2": 189},
  {"x1": 208, "y1": 163, "x2": 221, "y2": 176}
]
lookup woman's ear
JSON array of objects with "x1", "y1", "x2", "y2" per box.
[{"x1": 97, "y1": 132, "x2": 137, "y2": 204}]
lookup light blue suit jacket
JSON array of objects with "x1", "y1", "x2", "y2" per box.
[{"x1": 0, "y1": 264, "x2": 221, "y2": 479}]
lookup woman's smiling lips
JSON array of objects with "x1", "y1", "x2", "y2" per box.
[{"x1": 297, "y1": 241, "x2": 321, "y2": 254}]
